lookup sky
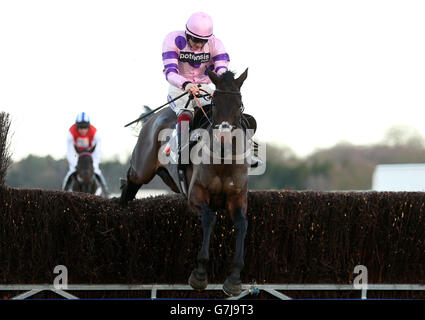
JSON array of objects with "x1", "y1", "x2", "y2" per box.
[{"x1": 1, "y1": 0, "x2": 425, "y2": 162}]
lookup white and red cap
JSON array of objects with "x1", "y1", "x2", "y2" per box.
[{"x1": 185, "y1": 12, "x2": 213, "y2": 40}]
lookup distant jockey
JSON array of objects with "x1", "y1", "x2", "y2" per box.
[
  {"x1": 62, "y1": 112, "x2": 110, "y2": 196},
  {"x1": 162, "y1": 12, "x2": 261, "y2": 166}
]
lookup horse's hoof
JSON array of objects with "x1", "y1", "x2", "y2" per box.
[
  {"x1": 223, "y1": 278, "x2": 242, "y2": 297},
  {"x1": 188, "y1": 270, "x2": 208, "y2": 291}
]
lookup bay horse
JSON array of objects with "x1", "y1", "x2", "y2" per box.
[
  {"x1": 119, "y1": 69, "x2": 251, "y2": 296},
  {"x1": 71, "y1": 147, "x2": 101, "y2": 195}
]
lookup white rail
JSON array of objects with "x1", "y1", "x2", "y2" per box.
[{"x1": 1, "y1": 283, "x2": 425, "y2": 300}]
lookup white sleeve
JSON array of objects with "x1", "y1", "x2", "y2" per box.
[
  {"x1": 66, "y1": 131, "x2": 78, "y2": 169},
  {"x1": 91, "y1": 132, "x2": 102, "y2": 167}
]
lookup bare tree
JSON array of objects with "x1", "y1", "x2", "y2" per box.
[
  {"x1": 0, "y1": 112, "x2": 12, "y2": 185},
  {"x1": 382, "y1": 125, "x2": 425, "y2": 149}
]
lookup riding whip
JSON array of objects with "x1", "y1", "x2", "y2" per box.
[{"x1": 124, "y1": 91, "x2": 189, "y2": 127}]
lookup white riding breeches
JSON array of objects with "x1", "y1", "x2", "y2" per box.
[{"x1": 167, "y1": 84, "x2": 214, "y2": 116}]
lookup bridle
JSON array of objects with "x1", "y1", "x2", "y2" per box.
[
  {"x1": 198, "y1": 88, "x2": 252, "y2": 162},
  {"x1": 190, "y1": 88, "x2": 251, "y2": 162},
  {"x1": 195, "y1": 88, "x2": 244, "y2": 130}
]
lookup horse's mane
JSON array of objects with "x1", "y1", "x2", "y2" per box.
[{"x1": 219, "y1": 70, "x2": 236, "y2": 86}]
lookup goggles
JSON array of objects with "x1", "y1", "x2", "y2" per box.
[
  {"x1": 187, "y1": 34, "x2": 208, "y2": 44},
  {"x1": 76, "y1": 123, "x2": 90, "y2": 129}
]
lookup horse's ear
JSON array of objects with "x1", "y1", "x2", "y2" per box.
[
  {"x1": 74, "y1": 145, "x2": 81, "y2": 154},
  {"x1": 235, "y1": 68, "x2": 248, "y2": 89},
  {"x1": 89, "y1": 145, "x2": 96, "y2": 153},
  {"x1": 207, "y1": 68, "x2": 220, "y2": 85}
]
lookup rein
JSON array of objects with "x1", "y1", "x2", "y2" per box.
[{"x1": 193, "y1": 89, "x2": 213, "y2": 126}]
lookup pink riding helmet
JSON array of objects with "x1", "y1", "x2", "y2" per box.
[{"x1": 185, "y1": 12, "x2": 213, "y2": 40}]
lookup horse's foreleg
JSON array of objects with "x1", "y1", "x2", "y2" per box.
[
  {"x1": 189, "y1": 201, "x2": 216, "y2": 290},
  {"x1": 196, "y1": 202, "x2": 217, "y2": 276},
  {"x1": 223, "y1": 207, "x2": 248, "y2": 297},
  {"x1": 119, "y1": 168, "x2": 142, "y2": 206}
]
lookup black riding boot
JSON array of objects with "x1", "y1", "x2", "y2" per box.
[
  {"x1": 175, "y1": 121, "x2": 190, "y2": 195},
  {"x1": 176, "y1": 119, "x2": 192, "y2": 167},
  {"x1": 176, "y1": 121, "x2": 183, "y2": 166}
]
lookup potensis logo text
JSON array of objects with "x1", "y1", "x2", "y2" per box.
[{"x1": 179, "y1": 52, "x2": 211, "y2": 64}]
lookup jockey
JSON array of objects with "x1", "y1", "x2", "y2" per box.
[
  {"x1": 162, "y1": 11, "x2": 226, "y2": 164},
  {"x1": 62, "y1": 112, "x2": 110, "y2": 196},
  {"x1": 162, "y1": 12, "x2": 261, "y2": 167}
]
